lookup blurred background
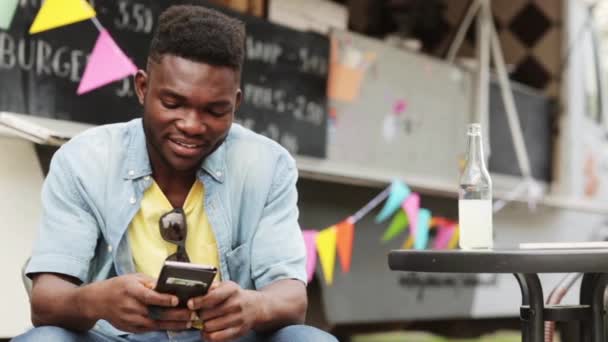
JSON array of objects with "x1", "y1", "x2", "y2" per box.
[{"x1": 2, "y1": 0, "x2": 608, "y2": 341}]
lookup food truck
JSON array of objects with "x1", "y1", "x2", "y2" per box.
[{"x1": 1, "y1": 0, "x2": 607, "y2": 338}]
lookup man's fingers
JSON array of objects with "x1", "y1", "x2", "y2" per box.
[
  {"x1": 189, "y1": 281, "x2": 236, "y2": 310},
  {"x1": 203, "y1": 326, "x2": 245, "y2": 342},
  {"x1": 127, "y1": 282, "x2": 178, "y2": 307},
  {"x1": 133, "y1": 273, "x2": 156, "y2": 286},
  {"x1": 199, "y1": 303, "x2": 237, "y2": 322},
  {"x1": 143, "y1": 281, "x2": 157, "y2": 290},
  {"x1": 187, "y1": 281, "x2": 220, "y2": 310},
  {"x1": 202, "y1": 313, "x2": 242, "y2": 333},
  {"x1": 122, "y1": 313, "x2": 158, "y2": 332},
  {"x1": 209, "y1": 281, "x2": 220, "y2": 291},
  {"x1": 121, "y1": 298, "x2": 151, "y2": 317}
]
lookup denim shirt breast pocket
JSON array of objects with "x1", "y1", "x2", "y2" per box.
[{"x1": 225, "y1": 242, "x2": 253, "y2": 289}]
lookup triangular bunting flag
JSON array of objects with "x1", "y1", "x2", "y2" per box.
[
  {"x1": 432, "y1": 223, "x2": 456, "y2": 250},
  {"x1": 336, "y1": 219, "x2": 355, "y2": 273},
  {"x1": 381, "y1": 209, "x2": 408, "y2": 242},
  {"x1": 448, "y1": 225, "x2": 460, "y2": 249},
  {"x1": 414, "y1": 209, "x2": 432, "y2": 250},
  {"x1": 301, "y1": 230, "x2": 318, "y2": 283},
  {"x1": 29, "y1": 0, "x2": 96, "y2": 34},
  {"x1": 77, "y1": 29, "x2": 137, "y2": 94},
  {"x1": 402, "y1": 192, "x2": 420, "y2": 237},
  {"x1": 402, "y1": 234, "x2": 414, "y2": 249},
  {"x1": 375, "y1": 180, "x2": 410, "y2": 223},
  {"x1": 316, "y1": 226, "x2": 337, "y2": 285},
  {"x1": 0, "y1": 0, "x2": 19, "y2": 30},
  {"x1": 430, "y1": 217, "x2": 452, "y2": 228}
]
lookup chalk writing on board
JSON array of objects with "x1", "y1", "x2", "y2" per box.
[
  {"x1": 246, "y1": 37, "x2": 327, "y2": 77},
  {"x1": 242, "y1": 83, "x2": 324, "y2": 126},
  {"x1": 399, "y1": 273, "x2": 498, "y2": 302},
  {"x1": 113, "y1": 1, "x2": 155, "y2": 34},
  {"x1": 0, "y1": 32, "x2": 87, "y2": 82}
]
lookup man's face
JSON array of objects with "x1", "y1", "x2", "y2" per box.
[{"x1": 135, "y1": 54, "x2": 241, "y2": 173}]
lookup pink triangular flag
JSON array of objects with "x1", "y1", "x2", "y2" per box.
[
  {"x1": 402, "y1": 193, "x2": 420, "y2": 237},
  {"x1": 77, "y1": 29, "x2": 137, "y2": 95},
  {"x1": 433, "y1": 223, "x2": 456, "y2": 250},
  {"x1": 302, "y1": 230, "x2": 318, "y2": 283}
]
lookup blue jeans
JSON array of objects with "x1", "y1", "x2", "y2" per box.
[{"x1": 11, "y1": 325, "x2": 338, "y2": 342}]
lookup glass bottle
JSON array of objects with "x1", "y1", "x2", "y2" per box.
[{"x1": 458, "y1": 123, "x2": 493, "y2": 249}]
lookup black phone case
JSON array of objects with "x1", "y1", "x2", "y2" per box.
[{"x1": 154, "y1": 262, "x2": 217, "y2": 308}]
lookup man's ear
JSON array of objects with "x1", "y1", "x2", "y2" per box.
[
  {"x1": 234, "y1": 88, "x2": 242, "y2": 115},
  {"x1": 134, "y1": 70, "x2": 148, "y2": 106}
]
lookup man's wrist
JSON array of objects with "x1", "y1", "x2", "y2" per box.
[
  {"x1": 75, "y1": 282, "x2": 101, "y2": 323},
  {"x1": 248, "y1": 289, "x2": 269, "y2": 329}
]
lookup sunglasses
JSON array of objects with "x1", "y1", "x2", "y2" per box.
[{"x1": 159, "y1": 208, "x2": 190, "y2": 262}]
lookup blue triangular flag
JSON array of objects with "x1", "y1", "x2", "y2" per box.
[
  {"x1": 375, "y1": 180, "x2": 411, "y2": 223},
  {"x1": 414, "y1": 209, "x2": 432, "y2": 250}
]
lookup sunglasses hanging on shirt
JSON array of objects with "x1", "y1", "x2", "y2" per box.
[{"x1": 159, "y1": 208, "x2": 190, "y2": 262}]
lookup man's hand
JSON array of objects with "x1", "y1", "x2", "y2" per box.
[
  {"x1": 188, "y1": 281, "x2": 262, "y2": 342},
  {"x1": 86, "y1": 273, "x2": 191, "y2": 333}
]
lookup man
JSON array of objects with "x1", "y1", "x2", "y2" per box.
[{"x1": 13, "y1": 5, "x2": 337, "y2": 342}]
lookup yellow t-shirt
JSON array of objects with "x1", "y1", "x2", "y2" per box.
[{"x1": 128, "y1": 180, "x2": 220, "y2": 328}]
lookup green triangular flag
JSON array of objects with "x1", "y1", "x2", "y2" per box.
[{"x1": 381, "y1": 210, "x2": 408, "y2": 242}]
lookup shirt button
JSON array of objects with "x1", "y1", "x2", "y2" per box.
[
  {"x1": 128, "y1": 170, "x2": 135, "y2": 176},
  {"x1": 216, "y1": 171, "x2": 222, "y2": 177},
  {"x1": 129, "y1": 197, "x2": 136, "y2": 204},
  {"x1": 107, "y1": 245, "x2": 113, "y2": 252}
]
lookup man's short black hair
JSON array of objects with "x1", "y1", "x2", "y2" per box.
[{"x1": 149, "y1": 5, "x2": 245, "y2": 72}]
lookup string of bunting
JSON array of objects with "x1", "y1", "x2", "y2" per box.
[
  {"x1": 1, "y1": 0, "x2": 137, "y2": 94},
  {"x1": 302, "y1": 180, "x2": 459, "y2": 286}
]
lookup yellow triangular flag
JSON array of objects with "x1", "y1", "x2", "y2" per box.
[
  {"x1": 30, "y1": 0, "x2": 96, "y2": 34},
  {"x1": 316, "y1": 226, "x2": 337, "y2": 285},
  {"x1": 448, "y1": 225, "x2": 460, "y2": 249}
]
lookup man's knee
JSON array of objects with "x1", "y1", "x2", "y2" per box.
[
  {"x1": 268, "y1": 324, "x2": 338, "y2": 342},
  {"x1": 12, "y1": 326, "x2": 87, "y2": 342}
]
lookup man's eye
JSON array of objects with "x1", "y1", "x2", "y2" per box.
[
  {"x1": 161, "y1": 101, "x2": 180, "y2": 109},
  {"x1": 209, "y1": 108, "x2": 231, "y2": 117}
]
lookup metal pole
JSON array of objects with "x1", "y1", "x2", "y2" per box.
[
  {"x1": 476, "y1": 0, "x2": 491, "y2": 158},
  {"x1": 514, "y1": 273, "x2": 545, "y2": 342},
  {"x1": 446, "y1": 0, "x2": 482, "y2": 63},
  {"x1": 488, "y1": 16, "x2": 533, "y2": 180}
]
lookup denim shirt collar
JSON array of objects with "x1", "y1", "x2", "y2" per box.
[
  {"x1": 200, "y1": 136, "x2": 226, "y2": 183},
  {"x1": 123, "y1": 119, "x2": 226, "y2": 183},
  {"x1": 123, "y1": 119, "x2": 152, "y2": 180}
]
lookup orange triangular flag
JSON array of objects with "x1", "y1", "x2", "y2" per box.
[
  {"x1": 29, "y1": 0, "x2": 96, "y2": 34},
  {"x1": 316, "y1": 226, "x2": 337, "y2": 285},
  {"x1": 336, "y1": 219, "x2": 355, "y2": 273}
]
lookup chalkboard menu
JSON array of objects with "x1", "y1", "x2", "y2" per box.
[{"x1": 0, "y1": 0, "x2": 329, "y2": 157}]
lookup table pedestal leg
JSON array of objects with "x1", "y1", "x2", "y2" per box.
[
  {"x1": 514, "y1": 273, "x2": 544, "y2": 342},
  {"x1": 580, "y1": 273, "x2": 608, "y2": 342}
]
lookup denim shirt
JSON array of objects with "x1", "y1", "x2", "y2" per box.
[{"x1": 26, "y1": 119, "x2": 306, "y2": 335}]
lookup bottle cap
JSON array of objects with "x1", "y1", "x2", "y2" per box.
[{"x1": 467, "y1": 123, "x2": 481, "y2": 135}]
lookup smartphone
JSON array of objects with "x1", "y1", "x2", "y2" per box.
[{"x1": 152, "y1": 260, "x2": 218, "y2": 309}]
